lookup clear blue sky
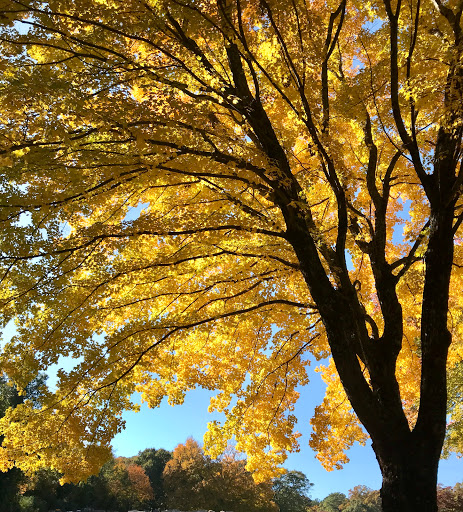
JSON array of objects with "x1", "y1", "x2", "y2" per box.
[
  {"x1": 111, "y1": 368, "x2": 463, "y2": 501},
  {"x1": 2, "y1": 320, "x2": 462, "y2": 500}
]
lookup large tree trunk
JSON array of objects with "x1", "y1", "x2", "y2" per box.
[
  {"x1": 369, "y1": 203, "x2": 453, "y2": 512},
  {"x1": 373, "y1": 433, "x2": 442, "y2": 512},
  {"x1": 287, "y1": 209, "x2": 452, "y2": 511},
  {"x1": 377, "y1": 452, "x2": 438, "y2": 511}
]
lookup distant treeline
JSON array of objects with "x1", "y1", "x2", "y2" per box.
[
  {"x1": 1, "y1": 376, "x2": 462, "y2": 512},
  {"x1": 3, "y1": 436, "x2": 463, "y2": 512}
]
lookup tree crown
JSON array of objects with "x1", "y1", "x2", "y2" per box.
[{"x1": 0, "y1": 0, "x2": 462, "y2": 485}]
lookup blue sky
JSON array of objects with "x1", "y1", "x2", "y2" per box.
[
  {"x1": 111, "y1": 369, "x2": 463, "y2": 500},
  {"x1": 2, "y1": 309, "x2": 462, "y2": 500}
]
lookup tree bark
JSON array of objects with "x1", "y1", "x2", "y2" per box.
[
  {"x1": 287, "y1": 205, "x2": 453, "y2": 512},
  {"x1": 374, "y1": 440, "x2": 439, "y2": 512}
]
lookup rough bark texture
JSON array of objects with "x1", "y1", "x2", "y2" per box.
[{"x1": 375, "y1": 439, "x2": 439, "y2": 511}]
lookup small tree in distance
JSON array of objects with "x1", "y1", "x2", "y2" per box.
[
  {"x1": 318, "y1": 492, "x2": 348, "y2": 512},
  {"x1": 343, "y1": 486, "x2": 381, "y2": 512},
  {"x1": 272, "y1": 470, "x2": 314, "y2": 512},
  {"x1": 163, "y1": 438, "x2": 277, "y2": 512},
  {"x1": 436, "y1": 483, "x2": 463, "y2": 512},
  {"x1": 136, "y1": 447, "x2": 172, "y2": 510}
]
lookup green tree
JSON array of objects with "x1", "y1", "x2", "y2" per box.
[
  {"x1": 320, "y1": 492, "x2": 348, "y2": 512},
  {"x1": 21, "y1": 469, "x2": 60, "y2": 512},
  {"x1": 57, "y1": 460, "x2": 121, "y2": 511},
  {"x1": 272, "y1": 470, "x2": 314, "y2": 512},
  {"x1": 136, "y1": 447, "x2": 172, "y2": 509},
  {"x1": 57, "y1": 457, "x2": 146, "y2": 512},
  {"x1": 0, "y1": 465, "x2": 23, "y2": 512}
]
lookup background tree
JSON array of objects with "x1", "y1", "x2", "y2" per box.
[
  {"x1": 163, "y1": 438, "x2": 277, "y2": 512},
  {"x1": 342, "y1": 486, "x2": 381, "y2": 512},
  {"x1": 319, "y1": 493, "x2": 348, "y2": 512},
  {"x1": 0, "y1": 375, "x2": 47, "y2": 512},
  {"x1": 136, "y1": 447, "x2": 172, "y2": 510},
  {"x1": 0, "y1": 0, "x2": 462, "y2": 510},
  {"x1": 20, "y1": 468, "x2": 61, "y2": 512},
  {"x1": 55, "y1": 463, "x2": 118, "y2": 511},
  {"x1": 437, "y1": 483, "x2": 463, "y2": 512},
  {"x1": 0, "y1": 379, "x2": 24, "y2": 511},
  {"x1": 272, "y1": 470, "x2": 314, "y2": 512},
  {"x1": 163, "y1": 438, "x2": 213, "y2": 511},
  {"x1": 0, "y1": 462, "x2": 23, "y2": 512},
  {"x1": 114, "y1": 457, "x2": 155, "y2": 510},
  {"x1": 211, "y1": 447, "x2": 278, "y2": 512},
  {"x1": 55, "y1": 456, "x2": 155, "y2": 512}
]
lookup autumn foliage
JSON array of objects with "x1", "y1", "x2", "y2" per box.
[
  {"x1": 163, "y1": 438, "x2": 277, "y2": 512},
  {"x1": 0, "y1": 0, "x2": 462, "y2": 510}
]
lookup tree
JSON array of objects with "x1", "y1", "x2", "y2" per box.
[
  {"x1": 319, "y1": 492, "x2": 348, "y2": 512},
  {"x1": 437, "y1": 483, "x2": 463, "y2": 512},
  {"x1": 59, "y1": 456, "x2": 154, "y2": 511},
  {"x1": 0, "y1": 0, "x2": 462, "y2": 510},
  {"x1": 0, "y1": 375, "x2": 47, "y2": 512},
  {"x1": 0, "y1": 461, "x2": 23, "y2": 512},
  {"x1": 272, "y1": 470, "x2": 314, "y2": 512},
  {"x1": 54, "y1": 456, "x2": 150, "y2": 512},
  {"x1": 136, "y1": 447, "x2": 172, "y2": 509},
  {"x1": 211, "y1": 448, "x2": 278, "y2": 512},
  {"x1": 115, "y1": 459, "x2": 155, "y2": 510},
  {"x1": 55, "y1": 465, "x2": 118, "y2": 511},
  {"x1": 342, "y1": 486, "x2": 381, "y2": 512},
  {"x1": 163, "y1": 438, "x2": 277, "y2": 512},
  {"x1": 163, "y1": 438, "x2": 212, "y2": 511},
  {"x1": 21, "y1": 468, "x2": 61, "y2": 512}
]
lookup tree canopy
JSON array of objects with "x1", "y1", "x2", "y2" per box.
[
  {"x1": 135, "y1": 447, "x2": 172, "y2": 509},
  {"x1": 0, "y1": 0, "x2": 462, "y2": 509},
  {"x1": 272, "y1": 470, "x2": 314, "y2": 512},
  {"x1": 342, "y1": 486, "x2": 382, "y2": 512},
  {"x1": 318, "y1": 492, "x2": 348, "y2": 512}
]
